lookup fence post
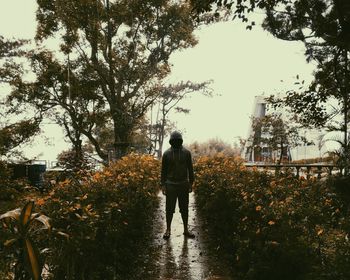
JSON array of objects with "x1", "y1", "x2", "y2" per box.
[
  {"x1": 306, "y1": 166, "x2": 311, "y2": 180},
  {"x1": 275, "y1": 165, "x2": 280, "y2": 176},
  {"x1": 327, "y1": 166, "x2": 333, "y2": 176},
  {"x1": 316, "y1": 166, "x2": 322, "y2": 180}
]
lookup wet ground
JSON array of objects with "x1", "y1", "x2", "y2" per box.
[{"x1": 133, "y1": 192, "x2": 234, "y2": 280}]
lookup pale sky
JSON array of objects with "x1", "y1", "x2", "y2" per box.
[{"x1": 0, "y1": 1, "x2": 316, "y2": 162}]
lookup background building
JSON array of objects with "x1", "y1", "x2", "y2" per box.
[{"x1": 242, "y1": 95, "x2": 327, "y2": 163}]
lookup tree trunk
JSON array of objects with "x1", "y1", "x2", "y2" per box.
[
  {"x1": 279, "y1": 141, "x2": 283, "y2": 164},
  {"x1": 73, "y1": 138, "x2": 83, "y2": 170},
  {"x1": 344, "y1": 93, "x2": 349, "y2": 175},
  {"x1": 111, "y1": 108, "x2": 133, "y2": 159},
  {"x1": 343, "y1": 49, "x2": 349, "y2": 176},
  {"x1": 157, "y1": 110, "x2": 167, "y2": 159}
]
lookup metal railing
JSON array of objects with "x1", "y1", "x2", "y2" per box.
[{"x1": 244, "y1": 163, "x2": 341, "y2": 180}]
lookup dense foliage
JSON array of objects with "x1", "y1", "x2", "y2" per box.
[
  {"x1": 194, "y1": 155, "x2": 350, "y2": 280},
  {"x1": 1, "y1": 154, "x2": 160, "y2": 280},
  {"x1": 2, "y1": 153, "x2": 350, "y2": 279},
  {"x1": 0, "y1": 161, "x2": 32, "y2": 202}
]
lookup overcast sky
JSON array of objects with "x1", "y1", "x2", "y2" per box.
[{"x1": 0, "y1": 1, "x2": 316, "y2": 162}]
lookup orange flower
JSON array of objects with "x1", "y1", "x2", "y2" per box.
[
  {"x1": 255, "y1": 205, "x2": 262, "y2": 211},
  {"x1": 36, "y1": 198, "x2": 45, "y2": 206},
  {"x1": 239, "y1": 165, "x2": 246, "y2": 171},
  {"x1": 92, "y1": 172, "x2": 101, "y2": 181}
]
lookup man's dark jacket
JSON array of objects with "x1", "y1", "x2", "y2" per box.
[{"x1": 161, "y1": 146, "x2": 194, "y2": 186}]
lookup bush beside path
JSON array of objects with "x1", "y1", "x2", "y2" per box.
[
  {"x1": 1, "y1": 154, "x2": 160, "y2": 279},
  {"x1": 2, "y1": 154, "x2": 350, "y2": 279},
  {"x1": 194, "y1": 155, "x2": 350, "y2": 280}
]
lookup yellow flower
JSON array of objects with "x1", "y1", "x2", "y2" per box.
[
  {"x1": 325, "y1": 199, "x2": 332, "y2": 206},
  {"x1": 239, "y1": 165, "x2": 246, "y2": 171},
  {"x1": 36, "y1": 198, "x2": 46, "y2": 206},
  {"x1": 268, "y1": 220, "x2": 275, "y2": 225},
  {"x1": 93, "y1": 172, "x2": 101, "y2": 181},
  {"x1": 255, "y1": 205, "x2": 262, "y2": 211}
]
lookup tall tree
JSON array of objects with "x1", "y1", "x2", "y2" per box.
[
  {"x1": 150, "y1": 80, "x2": 212, "y2": 158},
  {"x1": 248, "y1": 113, "x2": 308, "y2": 163},
  {"x1": 8, "y1": 0, "x2": 198, "y2": 162}
]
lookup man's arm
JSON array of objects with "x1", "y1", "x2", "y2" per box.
[
  {"x1": 187, "y1": 151, "x2": 194, "y2": 192},
  {"x1": 161, "y1": 153, "x2": 167, "y2": 195}
]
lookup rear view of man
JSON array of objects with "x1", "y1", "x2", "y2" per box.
[{"x1": 161, "y1": 131, "x2": 195, "y2": 239}]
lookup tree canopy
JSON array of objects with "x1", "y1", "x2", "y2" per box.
[
  {"x1": 260, "y1": 0, "x2": 350, "y2": 172},
  {"x1": 5, "y1": 0, "x2": 199, "y2": 162},
  {"x1": 192, "y1": 0, "x2": 350, "y2": 171}
]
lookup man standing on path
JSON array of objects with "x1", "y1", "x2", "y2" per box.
[{"x1": 161, "y1": 131, "x2": 195, "y2": 240}]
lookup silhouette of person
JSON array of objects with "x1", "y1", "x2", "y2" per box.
[{"x1": 161, "y1": 131, "x2": 195, "y2": 239}]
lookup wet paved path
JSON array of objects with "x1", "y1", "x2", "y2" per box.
[{"x1": 137, "y1": 192, "x2": 234, "y2": 280}]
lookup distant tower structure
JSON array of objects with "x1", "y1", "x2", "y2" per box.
[
  {"x1": 242, "y1": 95, "x2": 329, "y2": 163},
  {"x1": 241, "y1": 95, "x2": 292, "y2": 162},
  {"x1": 241, "y1": 96, "x2": 267, "y2": 162},
  {"x1": 252, "y1": 95, "x2": 266, "y2": 119}
]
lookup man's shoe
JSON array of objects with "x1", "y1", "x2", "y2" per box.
[
  {"x1": 163, "y1": 231, "x2": 171, "y2": 240},
  {"x1": 183, "y1": 231, "x2": 195, "y2": 238}
]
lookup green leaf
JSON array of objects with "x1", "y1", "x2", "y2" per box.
[
  {"x1": 34, "y1": 215, "x2": 51, "y2": 232},
  {"x1": 4, "y1": 238, "x2": 17, "y2": 247},
  {"x1": 56, "y1": 231, "x2": 70, "y2": 239},
  {"x1": 25, "y1": 237, "x2": 42, "y2": 280},
  {"x1": 20, "y1": 201, "x2": 35, "y2": 229},
  {"x1": 0, "y1": 208, "x2": 21, "y2": 221}
]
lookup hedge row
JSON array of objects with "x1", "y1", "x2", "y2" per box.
[
  {"x1": 1, "y1": 154, "x2": 160, "y2": 280},
  {"x1": 194, "y1": 155, "x2": 350, "y2": 280}
]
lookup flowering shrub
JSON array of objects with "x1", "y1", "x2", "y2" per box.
[
  {"x1": 2, "y1": 153, "x2": 160, "y2": 280},
  {"x1": 194, "y1": 155, "x2": 350, "y2": 280},
  {"x1": 0, "y1": 161, "x2": 30, "y2": 202}
]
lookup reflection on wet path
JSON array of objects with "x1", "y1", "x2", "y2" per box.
[
  {"x1": 147, "y1": 192, "x2": 234, "y2": 280},
  {"x1": 159, "y1": 232, "x2": 193, "y2": 279}
]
